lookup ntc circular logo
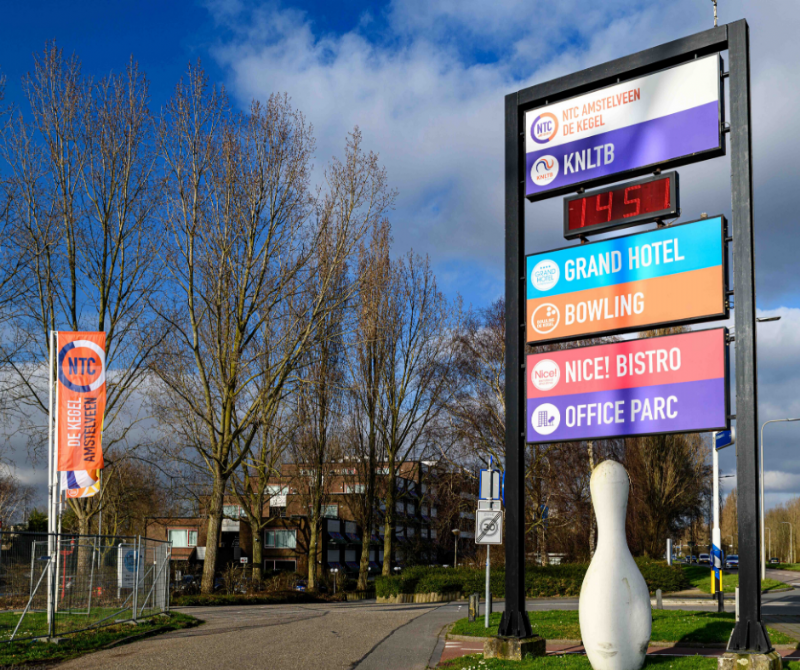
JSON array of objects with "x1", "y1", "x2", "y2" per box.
[
  {"x1": 530, "y1": 112, "x2": 558, "y2": 144},
  {"x1": 531, "y1": 303, "x2": 560, "y2": 335},
  {"x1": 532, "y1": 403, "x2": 560, "y2": 436},
  {"x1": 531, "y1": 259, "x2": 559, "y2": 291},
  {"x1": 58, "y1": 340, "x2": 106, "y2": 393},
  {"x1": 531, "y1": 155, "x2": 559, "y2": 187},
  {"x1": 532, "y1": 359, "x2": 560, "y2": 392}
]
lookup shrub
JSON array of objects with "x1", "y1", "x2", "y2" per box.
[{"x1": 374, "y1": 559, "x2": 689, "y2": 599}]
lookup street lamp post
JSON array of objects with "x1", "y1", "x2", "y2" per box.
[
  {"x1": 452, "y1": 529, "x2": 460, "y2": 568},
  {"x1": 761, "y1": 418, "x2": 800, "y2": 579},
  {"x1": 766, "y1": 527, "x2": 771, "y2": 564},
  {"x1": 781, "y1": 522, "x2": 794, "y2": 565}
]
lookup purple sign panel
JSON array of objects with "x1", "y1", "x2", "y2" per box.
[
  {"x1": 525, "y1": 55, "x2": 722, "y2": 200},
  {"x1": 526, "y1": 329, "x2": 728, "y2": 444}
]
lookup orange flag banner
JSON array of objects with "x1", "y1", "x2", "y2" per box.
[{"x1": 56, "y1": 332, "x2": 106, "y2": 472}]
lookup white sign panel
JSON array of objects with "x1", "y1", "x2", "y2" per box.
[
  {"x1": 117, "y1": 544, "x2": 143, "y2": 589},
  {"x1": 479, "y1": 469, "x2": 501, "y2": 500},
  {"x1": 475, "y1": 510, "x2": 503, "y2": 545},
  {"x1": 524, "y1": 55, "x2": 722, "y2": 198}
]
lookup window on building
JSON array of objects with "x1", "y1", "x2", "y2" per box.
[
  {"x1": 431, "y1": 506, "x2": 438, "y2": 517},
  {"x1": 430, "y1": 528, "x2": 437, "y2": 539},
  {"x1": 346, "y1": 483, "x2": 366, "y2": 493},
  {"x1": 407, "y1": 503, "x2": 416, "y2": 515},
  {"x1": 345, "y1": 548, "x2": 357, "y2": 562},
  {"x1": 327, "y1": 548, "x2": 339, "y2": 563},
  {"x1": 223, "y1": 505, "x2": 245, "y2": 518},
  {"x1": 168, "y1": 529, "x2": 198, "y2": 548},
  {"x1": 321, "y1": 504, "x2": 339, "y2": 518},
  {"x1": 327, "y1": 519, "x2": 341, "y2": 532},
  {"x1": 345, "y1": 521, "x2": 357, "y2": 535},
  {"x1": 395, "y1": 501, "x2": 404, "y2": 513},
  {"x1": 265, "y1": 529, "x2": 297, "y2": 548}
]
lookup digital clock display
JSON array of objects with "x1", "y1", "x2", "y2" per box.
[{"x1": 563, "y1": 172, "x2": 679, "y2": 240}]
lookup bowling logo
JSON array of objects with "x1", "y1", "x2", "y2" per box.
[
  {"x1": 532, "y1": 403, "x2": 560, "y2": 435},
  {"x1": 531, "y1": 303, "x2": 560, "y2": 334},
  {"x1": 531, "y1": 259, "x2": 559, "y2": 291},
  {"x1": 531, "y1": 359, "x2": 560, "y2": 392}
]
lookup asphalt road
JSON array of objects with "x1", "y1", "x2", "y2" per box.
[{"x1": 55, "y1": 568, "x2": 800, "y2": 670}]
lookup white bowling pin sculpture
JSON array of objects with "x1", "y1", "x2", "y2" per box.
[{"x1": 579, "y1": 460, "x2": 651, "y2": 670}]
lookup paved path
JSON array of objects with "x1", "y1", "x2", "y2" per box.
[
  {"x1": 57, "y1": 601, "x2": 449, "y2": 670},
  {"x1": 54, "y1": 573, "x2": 800, "y2": 670}
]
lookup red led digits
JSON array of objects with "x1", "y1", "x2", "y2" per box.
[{"x1": 565, "y1": 173, "x2": 677, "y2": 239}]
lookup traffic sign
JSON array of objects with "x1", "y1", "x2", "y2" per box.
[
  {"x1": 480, "y1": 469, "x2": 501, "y2": 500},
  {"x1": 715, "y1": 428, "x2": 735, "y2": 449},
  {"x1": 240, "y1": 557, "x2": 248, "y2": 564},
  {"x1": 475, "y1": 510, "x2": 503, "y2": 545}
]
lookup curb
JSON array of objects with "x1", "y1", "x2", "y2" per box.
[{"x1": 444, "y1": 635, "x2": 798, "y2": 652}]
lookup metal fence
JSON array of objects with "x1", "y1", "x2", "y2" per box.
[{"x1": 0, "y1": 531, "x2": 171, "y2": 641}]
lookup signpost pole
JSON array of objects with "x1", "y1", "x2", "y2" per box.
[
  {"x1": 499, "y1": 91, "x2": 532, "y2": 639},
  {"x1": 726, "y1": 18, "x2": 772, "y2": 654},
  {"x1": 712, "y1": 432, "x2": 724, "y2": 612}
]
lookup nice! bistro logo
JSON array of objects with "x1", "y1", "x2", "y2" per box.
[{"x1": 531, "y1": 359, "x2": 560, "y2": 392}]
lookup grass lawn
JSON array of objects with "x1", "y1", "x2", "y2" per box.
[
  {"x1": 773, "y1": 564, "x2": 800, "y2": 572},
  {"x1": 682, "y1": 566, "x2": 788, "y2": 594},
  {"x1": 449, "y1": 610, "x2": 797, "y2": 646},
  {"x1": 439, "y1": 655, "x2": 800, "y2": 670},
  {"x1": 0, "y1": 606, "x2": 158, "y2": 641},
  {"x1": 0, "y1": 612, "x2": 199, "y2": 666}
]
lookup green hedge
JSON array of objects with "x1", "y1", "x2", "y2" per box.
[
  {"x1": 172, "y1": 591, "x2": 326, "y2": 607},
  {"x1": 374, "y1": 559, "x2": 689, "y2": 599}
]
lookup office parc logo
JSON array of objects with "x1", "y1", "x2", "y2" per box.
[
  {"x1": 532, "y1": 403, "x2": 560, "y2": 436},
  {"x1": 532, "y1": 359, "x2": 560, "y2": 392},
  {"x1": 531, "y1": 259, "x2": 559, "y2": 291},
  {"x1": 531, "y1": 303, "x2": 560, "y2": 335},
  {"x1": 530, "y1": 113, "x2": 559, "y2": 144},
  {"x1": 58, "y1": 340, "x2": 106, "y2": 393},
  {"x1": 531, "y1": 156, "x2": 559, "y2": 186}
]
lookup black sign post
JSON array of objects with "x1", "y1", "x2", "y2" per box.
[{"x1": 501, "y1": 20, "x2": 769, "y2": 654}]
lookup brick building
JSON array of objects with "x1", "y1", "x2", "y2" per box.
[{"x1": 146, "y1": 459, "x2": 478, "y2": 580}]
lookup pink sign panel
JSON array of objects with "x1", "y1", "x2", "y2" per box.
[{"x1": 526, "y1": 328, "x2": 728, "y2": 444}]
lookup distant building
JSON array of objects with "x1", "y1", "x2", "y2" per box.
[{"x1": 146, "y1": 460, "x2": 477, "y2": 579}]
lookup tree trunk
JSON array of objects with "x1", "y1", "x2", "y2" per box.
[
  {"x1": 307, "y1": 518, "x2": 319, "y2": 589},
  {"x1": 357, "y1": 524, "x2": 371, "y2": 591},
  {"x1": 382, "y1": 454, "x2": 396, "y2": 576},
  {"x1": 251, "y1": 522, "x2": 263, "y2": 584},
  {"x1": 201, "y1": 476, "x2": 225, "y2": 594}
]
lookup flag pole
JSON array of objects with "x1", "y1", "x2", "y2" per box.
[{"x1": 47, "y1": 330, "x2": 55, "y2": 636}]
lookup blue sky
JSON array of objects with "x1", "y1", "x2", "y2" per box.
[{"x1": 3, "y1": 0, "x2": 800, "y2": 509}]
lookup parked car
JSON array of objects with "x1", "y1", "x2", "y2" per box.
[
  {"x1": 725, "y1": 554, "x2": 739, "y2": 569},
  {"x1": 698, "y1": 553, "x2": 711, "y2": 565},
  {"x1": 770, "y1": 557, "x2": 780, "y2": 565}
]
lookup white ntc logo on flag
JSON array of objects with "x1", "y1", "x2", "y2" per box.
[{"x1": 532, "y1": 403, "x2": 560, "y2": 436}]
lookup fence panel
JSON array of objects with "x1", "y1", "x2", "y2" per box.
[{"x1": 0, "y1": 531, "x2": 171, "y2": 642}]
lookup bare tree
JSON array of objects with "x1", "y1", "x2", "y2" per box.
[
  {"x1": 346, "y1": 220, "x2": 392, "y2": 589},
  {"x1": 381, "y1": 252, "x2": 459, "y2": 575},
  {"x1": 1, "y1": 46, "x2": 162, "y2": 563},
  {"x1": 152, "y1": 67, "x2": 388, "y2": 592}
]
